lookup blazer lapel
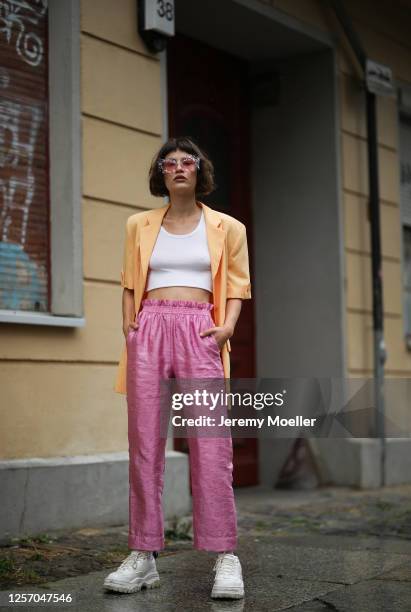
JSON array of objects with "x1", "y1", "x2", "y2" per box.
[
  {"x1": 201, "y1": 203, "x2": 226, "y2": 280},
  {"x1": 139, "y1": 203, "x2": 170, "y2": 288},
  {"x1": 139, "y1": 201, "x2": 226, "y2": 287}
]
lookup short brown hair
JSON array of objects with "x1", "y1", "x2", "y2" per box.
[{"x1": 148, "y1": 137, "x2": 216, "y2": 198}]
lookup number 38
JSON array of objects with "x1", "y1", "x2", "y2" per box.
[{"x1": 157, "y1": 0, "x2": 174, "y2": 21}]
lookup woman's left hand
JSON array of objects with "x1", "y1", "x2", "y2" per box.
[{"x1": 200, "y1": 324, "x2": 234, "y2": 350}]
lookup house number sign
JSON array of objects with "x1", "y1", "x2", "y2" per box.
[{"x1": 143, "y1": 0, "x2": 175, "y2": 37}]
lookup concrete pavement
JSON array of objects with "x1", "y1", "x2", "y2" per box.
[{"x1": 2, "y1": 484, "x2": 411, "y2": 611}]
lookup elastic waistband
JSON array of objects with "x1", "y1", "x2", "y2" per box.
[{"x1": 141, "y1": 298, "x2": 214, "y2": 315}]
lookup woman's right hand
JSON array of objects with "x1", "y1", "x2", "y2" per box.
[{"x1": 123, "y1": 320, "x2": 139, "y2": 340}]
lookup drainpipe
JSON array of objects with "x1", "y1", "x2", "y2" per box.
[{"x1": 328, "y1": 1, "x2": 387, "y2": 486}]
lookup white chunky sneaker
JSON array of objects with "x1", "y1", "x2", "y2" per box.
[
  {"x1": 211, "y1": 553, "x2": 245, "y2": 599},
  {"x1": 104, "y1": 551, "x2": 160, "y2": 593}
]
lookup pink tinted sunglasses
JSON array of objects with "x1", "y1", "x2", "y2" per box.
[{"x1": 158, "y1": 154, "x2": 200, "y2": 174}]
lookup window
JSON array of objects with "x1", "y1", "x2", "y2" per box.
[
  {"x1": 0, "y1": 0, "x2": 84, "y2": 327},
  {"x1": 0, "y1": 0, "x2": 49, "y2": 312}
]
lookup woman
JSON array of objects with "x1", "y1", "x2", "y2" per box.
[{"x1": 105, "y1": 137, "x2": 252, "y2": 600}]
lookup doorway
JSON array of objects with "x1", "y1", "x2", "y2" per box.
[
  {"x1": 167, "y1": 0, "x2": 344, "y2": 490},
  {"x1": 167, "y1": 32, "x2": 258, "y2": 486}
]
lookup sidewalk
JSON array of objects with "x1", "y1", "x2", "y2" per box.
[{"x1": 1, "y1": 484, "x2": 411, "y2": 610}]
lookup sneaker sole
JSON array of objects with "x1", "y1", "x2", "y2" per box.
[
  {"x1": 104, "y1": 573, "x2": 161, "y2": 594},
  {"x1": 211, "y1": 586, "x2": 245, "y2": 600}
]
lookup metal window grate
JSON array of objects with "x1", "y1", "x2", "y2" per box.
[{"x1": 0, "y1": 0, "x2": 50, "y2": 312}]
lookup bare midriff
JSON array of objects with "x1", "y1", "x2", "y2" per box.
[{"x1": 146, "y1": 287, "x2": 213, "y2": 303}]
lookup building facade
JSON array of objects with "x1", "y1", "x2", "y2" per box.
[{"x1": 1, "y1": 0, "x2": 411, "y2": 538}]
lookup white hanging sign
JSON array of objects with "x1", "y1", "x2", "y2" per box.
[
  {"x1": 366, "y1": 59, "x2": 395, "y2": 97},
  {"x1": 143, "y1": 0, "x2": 175, "y2": 37}
]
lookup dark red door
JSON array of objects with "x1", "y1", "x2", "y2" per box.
[{"x1": 168, "y1": 33, "x2": 257, "y2": 486}]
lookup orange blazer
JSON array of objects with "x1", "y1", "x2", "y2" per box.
[{"x1": 114, "y1": 201, "x2": 252, "y2": 395}]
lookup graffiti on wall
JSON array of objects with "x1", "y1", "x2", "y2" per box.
[
  {"x1": 0, "y1": 0, "x2": 48, "y2": 67},
  {"x1": 0, "y1": 84, "x2": 42, "y2": 246},
  {"x1": 0, "y1": 0, "x2": 48, "y2": 312},
  {"x1": 0, "y1": 71, "x2": 46, "y2": 310}
]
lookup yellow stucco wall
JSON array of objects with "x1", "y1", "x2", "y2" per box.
[{"x1": 1, "y1": 0, "x2": 165, "y2": 459}]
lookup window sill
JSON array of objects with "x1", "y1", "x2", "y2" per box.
[{"x1": 0, "y1": 310, "x2": 85, "y2": 328}]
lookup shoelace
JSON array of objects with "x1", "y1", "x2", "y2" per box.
[
  {"x1": 118, "y1": 551, "x2": 152, "y2": 571},
  {"x1": 213, "y1": 554, "x2": 239, "y2": 576}
]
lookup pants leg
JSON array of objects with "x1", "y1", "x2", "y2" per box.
[
  {"x1": 126, "y1": 306, "x2": 173, "y2": 551},
  {"x1": 173, "y1": 305, "x2": 238, "y2": 552}
]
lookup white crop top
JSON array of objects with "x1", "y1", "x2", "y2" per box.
[{"x1": 146, "y1": 209, "x2": 213, "y2": 292}]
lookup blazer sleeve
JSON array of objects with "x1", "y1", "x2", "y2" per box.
[
  {"x1": 226, "y1": 223, "x2": 252, "y2": 300},
  {"x1": 120, "y1": 216, "x2": 137, "y2": 289}
]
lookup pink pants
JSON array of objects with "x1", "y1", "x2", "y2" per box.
[{"x1": 126, "y1": 298, "x2": 237, "y2": 552}]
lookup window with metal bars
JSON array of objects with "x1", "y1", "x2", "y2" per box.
[{"x1": 0, "y1": 0, "x2": 49, "y2": 312}]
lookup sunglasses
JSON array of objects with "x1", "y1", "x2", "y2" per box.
[{"x1": 158, "y1": 155, "x2": 200, "y2": 174}]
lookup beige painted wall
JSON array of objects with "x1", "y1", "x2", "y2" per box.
[
  {"x1": 1, "y1": 0, "x2": 165, "y2": 459},
  {"x1": 2, "y1": 0, "x2": 411, "y2": 459}
]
